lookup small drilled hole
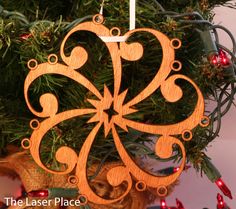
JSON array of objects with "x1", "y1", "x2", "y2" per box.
[
  {"x1": 135, "y1": 181, "x2": 147, "y2": 192},
  {"x1": 95, "y1": 16, "x2": 101, "y2": 22},
  {"x1": 171, "y1": 60, "x2": 182, "y2": 71},
  {"x1": 78, "y1": 195, "x2": 88, "y2": 205},
  {"x1": 48, "y1": 54, "x2": 58, "y2": 64},
  {"x1": 68, "y1": 175, "x2": 78, "y2": 185},
  {"x1": 182, "y1": 130, "x2": 192, "y2": 141},
  {"x1": 171, "y1": 38, "x2": 182, "y2": 49},
  {"x1": 30, "y1": 119, "x2": 40, "y2": 130},
  {"x1": 157, "y1": 186, "x2": 168, "y2": 197},
  {"x1": 21, "y1": 138, "x2": 31, "y2": 149},
  {"x1": 184, "y1": 132, "x2": 190, "y2": 138},
  {"x1": 200, "y1": 116, "x2": 210, "y2": 127},
  {"x1": 27, "y1": 59, "x2": 38, "y2": 70},
  {"x1": 93, "y1": 14, "x2": 104, "y2": 24},
  {"x1": 173, "y1": 62, "x2": 179, "y2": 68},
  {"x1": 110, "y1": 27, "x2": 121, "y2": 36}
]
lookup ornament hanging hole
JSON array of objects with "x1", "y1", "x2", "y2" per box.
[
  {"x1": 78, "y1": 195, "x2": 88, "y2": 205},
  {"x1": 27, "y1": 59, "x2": 38, "y2": 70},
  {"x1": 48, "y1": 54, "x2": 58, "y2": 65},
  {"x1": 21, "y1": 138, "x2": 31, "y2": 149},
  {"x1": 30, "y1": 119, "x2": 40, "y2": 130},
  {"x1": 157, "y1": 186, "x2": 168, "y2": 197},
  {"x1": 171, "y1": 60, "x2": 182, "y2": 71},
  {"x1": 68, "y1": 175, "x2": 78, "y2": 185},
  {"x1": 182, "y1": 130, "x2": 193, "y2": 141},
  {"x1": 110, "y1": 27, "x2": 121, "y2": 36},
  {"x1": 93, "y1": 14, "x2": 104, "y2": 25},
  {"x1": 170, "y1": 38, "x2": 182, "y2": 49},
  {"x1": 200, "y1": 116, "x2": 210, "y2": 127},
  {"x1": 135, "y1": 181, "x2": 147, "y2": 192}
]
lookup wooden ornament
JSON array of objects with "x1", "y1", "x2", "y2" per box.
[{"x1": 23, "y1": 14, "x2": 208, "y2": 205}]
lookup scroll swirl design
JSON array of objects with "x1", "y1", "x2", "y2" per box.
[{"x1": 23, "y1": 14, "x2": 206, "y2": 205}]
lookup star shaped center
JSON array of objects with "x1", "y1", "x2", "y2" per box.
[{"x1": 104, "y1": 101, "x2": 118, "y2": 123}]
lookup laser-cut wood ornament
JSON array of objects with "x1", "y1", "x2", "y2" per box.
[{"x1": 22, "y1": 13, "x2": 209, "y2": 205}]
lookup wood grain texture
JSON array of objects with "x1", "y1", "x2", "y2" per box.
[{"x1": 22, "y1": 14, "x2": 207, "y2": 205}]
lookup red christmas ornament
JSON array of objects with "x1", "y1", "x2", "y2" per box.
[
  {"x1": 28, "y1": 190, "x2": 49, "y2": 198},
  {"x1": 219, "y1": 49, "x2": 230, "y2": 66},
  {"x1": 209, "y1": 49, "x2": 231, "y2": 67},
  {"x1": 215, "y1": 178, "x2": 233, "y2": 199},
  {"x1": 210, "y1": 54, "x2": 219, "y2": 66},
  {"x1": 217, "y1": 193, "x2": 225, "y2": 209},
  {"x1": 160, "y1": 199, "x2": 168, "y2": 209},
  {"x1": 176, "y1": 198, "x2": 185, "y2": 209},
  {"x1": 217, "y1": 193, "x2": 231, "y2": 209}
]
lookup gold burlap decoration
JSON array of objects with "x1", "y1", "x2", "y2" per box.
[
  {"x1": 0, "y1": 148, "x2": 163, "y2": 209},
  {"x1": 87, "y1": 162, "x2": 156, "y2": 209}
]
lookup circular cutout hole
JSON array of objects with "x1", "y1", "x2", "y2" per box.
[
  {"x1": 93, "y1": 14, "x2": 104, "y2": 25},
  {"x1": 135, "y1": 181, "x2": 147, "y2": 192},
  {"x1": 200, "y1": 116, "x2": 210, "y2": 127},
  {"x1": 171, "y1": 60, "x2": 182, "y2": 71},
  {"x1": 78, "y1": 195, "x2": 88, "y2": 205},
  {"x1": 68, "y1": 175, "x2": 78, "y2": 185},
  {"x1": 170, "y1": 38, "x2": 182, "y2": 49},
  {"x1": 21, "y1": 138, "x2": 31, "y2": 149},
  {"x1": 182, "y1": 130, "x2": 193, "y2": 141},
  {"x1": 157, "y1": 186, "x2": 168, "y2": 197},
  {"x1": 110, "y1": 27, "x2": 121, "y2": 36},
  {"x1": 27, "y1": 59, "x2": 38, "y2": 70},
  {"x1": 48, "y1": 54, "x2": 58, "y2": 64},
  {"x1": 29, "y1": 119, "x2": 40, "y2": 130}
]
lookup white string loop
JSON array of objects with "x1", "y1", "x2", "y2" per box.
[
  {"x1": 129, "y1": 0, "x2": 136, "y2": 30},
  {"x1": 99, "y1": 0, "x2": 136, "y2": 42}
]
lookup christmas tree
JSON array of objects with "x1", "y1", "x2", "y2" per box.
[{"x1": 0, "y1": 0, "x2": 235, "y2": 208}]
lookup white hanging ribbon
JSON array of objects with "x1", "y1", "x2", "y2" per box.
[
  {"x1": 99, "y1": 36, "x2": 128, "y2": 42},
  {"x1": 99, "y1": 0, "x2": 136, "y2": 42},
  {"x1": 129, "y1": 0, "x2": 136, "y2": 30}
]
